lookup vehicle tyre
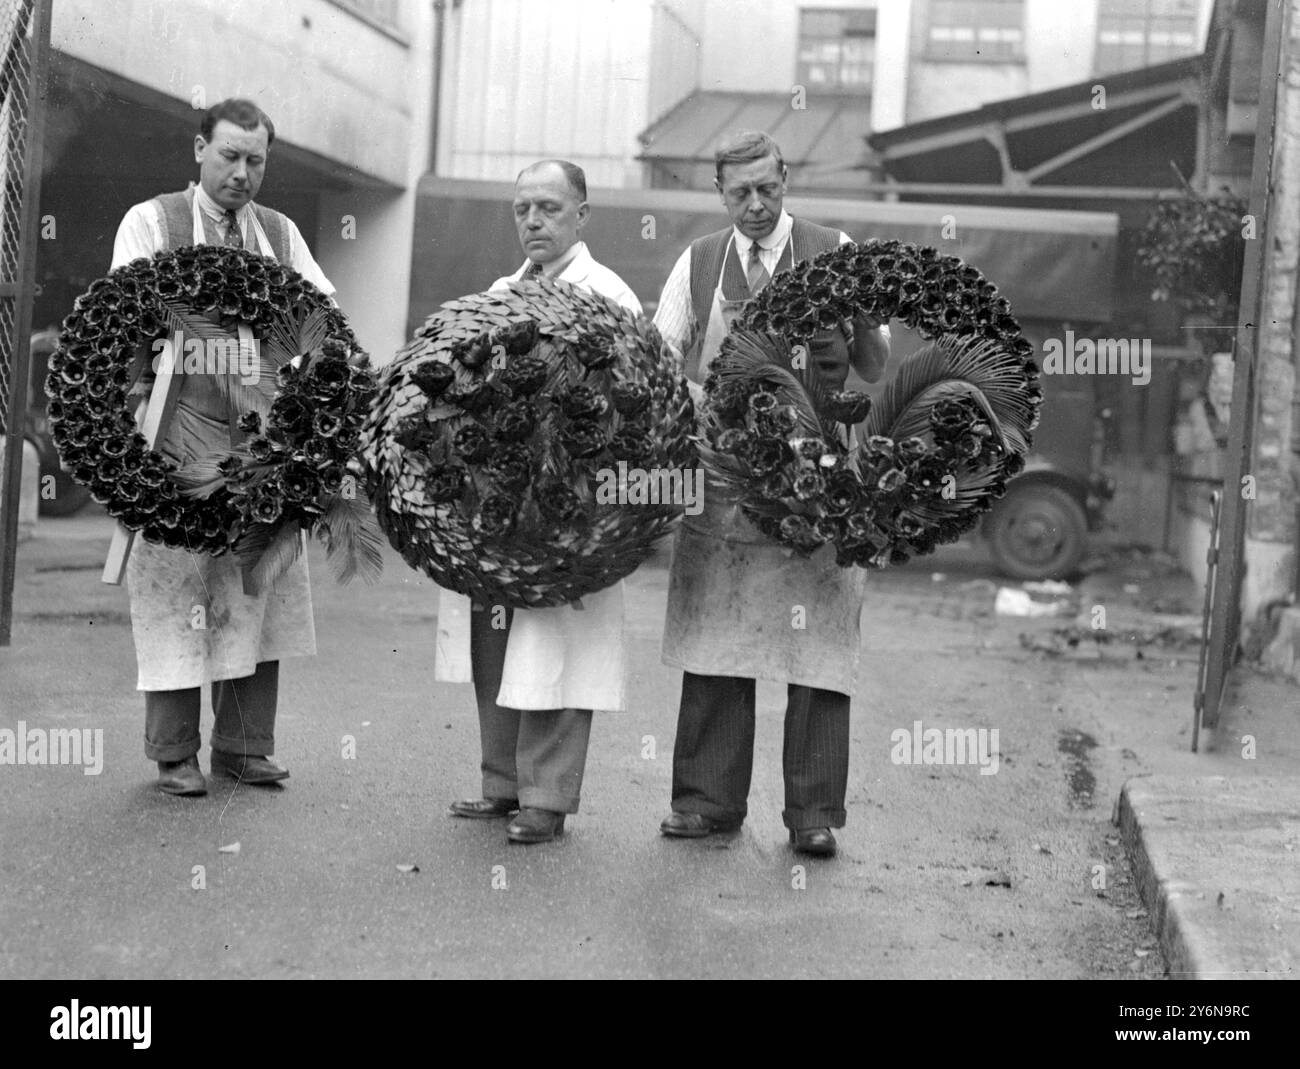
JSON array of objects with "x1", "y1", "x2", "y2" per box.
[
  {"x1": 38, "y1": 471, "x2": 92, "y2": 517},
  {"x1": 25, "y1": 434, "x2": 91, "y2": 517},
  {"x1": 985, "y1": 483, "x2": 1088, "y2": 580}
]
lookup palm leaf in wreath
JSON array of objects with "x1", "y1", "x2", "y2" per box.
[
  {"x1": 315, "y1": 494, "x2": 385, "y2": 585},
  {"x1": 707, "y1": 331, "x2": 825, "y2": 439},
  {"x1": 863, "y1": 333, "x2": 1034, "y2": 455},
  {"x1": 171, "y1": 449, "x2": 247, "y2": 498},
  {"x1": 262, "y1": 305, "x2": 336, "y2": 371},
  {"x1": 693, "y1": 435, "x2": 752, "y2": 500},
  {"x1": 233, "y1": 521, "x2": 304, "y2": 593},
  {"x1": 162, "y1": 303, "x2": 278, "y2": 417}
]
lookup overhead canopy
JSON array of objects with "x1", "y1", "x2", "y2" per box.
[
  {"x1": 867, "y1": 55, "x2": 1199, "y2": 222},
  {"x1": 410, "y1": 178, "x2": 1118, "y2": 334},
  {"x1": 637, "y1": 90, "x2": 871, "y2": 194}
]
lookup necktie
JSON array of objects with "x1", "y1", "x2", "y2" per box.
[
  {"x1": 746, "y1": 242, "x2": 769, "y2": 295},
  {"x1": 222, "y1": 209, "x2": 242, "y2": 249},
  {"x1": 525, "y1": 261, "x2": 544, "y2": 278}
]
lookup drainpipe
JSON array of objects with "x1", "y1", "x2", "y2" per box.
[{"x1": 429, "y1": 0, "x2": 460, "y2": 174}]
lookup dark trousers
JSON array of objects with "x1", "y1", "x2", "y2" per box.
[
  {"x1": 143, "y1": 660, "x2": 279, "y2": 762},
  {"x1": 469, "y1": 606, "x2": 593, "y2": 814},
  {"x1": 671, "y1": 671, "x2": 849, "y2": 830}
]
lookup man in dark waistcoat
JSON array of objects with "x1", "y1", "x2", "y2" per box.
[
  {"x1": 111, "y1": 99, "x2": 334, "y2": 797},
  {"x1": 653, "y1": 130, "x2": 889, "y2": 857}
]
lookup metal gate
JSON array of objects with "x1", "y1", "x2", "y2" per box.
[
  {"x1": 1199, "y1": 0, "x2": 1288, "y2": 728},
  {"x1": 0, "y1": 0, "x2": 51, "y2": 646}
]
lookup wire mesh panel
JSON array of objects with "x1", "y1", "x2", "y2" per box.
[{"x1": 0, "y1": 0, "x2": 52, "y2": 645}]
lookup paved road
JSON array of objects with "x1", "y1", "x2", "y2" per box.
[{"x1": 0, "y1": 515, "x2": 1183, "y2": 978}]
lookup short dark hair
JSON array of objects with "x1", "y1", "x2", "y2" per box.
[
  {"x1": 200, "y1": 98, "x2": 275, "y2": 147},
  {"x1": 714, "y1": 130, "x2": 784, "y2": 185},
  {"x1": 517, "y1": 159, "x2": 587, "y2": 202}
]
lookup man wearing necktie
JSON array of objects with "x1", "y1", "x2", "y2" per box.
[
  {"x1": 110, "y1": 99, "x2": 334, "y2": 797},
  {"x1": 652, "y1": 130, "x2": 890, "y2": 857},
  {"x1": 437, "y1": 160, "x2": 641, "y2": 844}
]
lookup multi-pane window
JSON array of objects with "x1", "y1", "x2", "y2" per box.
[
  {"x1": 797, "y1": 8, "x2": 877, "y2": 90},
  {"x1": 927, "y1": 0, "x2": 1025, "y2": 60},
  {"x1": 1095, "y1": 0, "x2": 1200, "y2": 74}
]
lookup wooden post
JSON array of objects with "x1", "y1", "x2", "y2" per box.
[{"x1": 102, "y1": 337, "x2": 184, "y2": 584}]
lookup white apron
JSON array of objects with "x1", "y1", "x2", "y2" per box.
[
  {"x1": 660, "y1": 262, "x2": 867, "y2": 697},
  {"x1": 126, "y1": 198, "x2": 316, "y2": 690},
  {"x1": 433, "y1": 252, "x2": 629, "y2": 713},
  {"x1": 436, "y1": 584, "x2": 626, "y2": 712}
]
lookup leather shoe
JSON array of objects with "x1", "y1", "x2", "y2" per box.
[
  {"x1": 449, "y1": 797, "x2": 520, "y2": 819},
  {"x1": 210, "y1": 750, "x2": 289, "y2": 785},
  {"x1": 659, "y1": 811, "x2": 742, "y2": 838},
  {"x1": 506, "y1": 807, "x2": 565, "y2": 843},
  {"x1": 790, "y1": 827, "x2": 837, "y2": 857},
  {"x1": 157, "y1": 755, "x2": 206, "y2": 796}
]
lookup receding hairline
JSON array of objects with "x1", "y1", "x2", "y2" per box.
[{"x1": 515, "y1": 161, "x2": 585, "y2": 200}]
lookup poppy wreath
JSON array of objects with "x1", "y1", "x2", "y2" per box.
[
  {"x1": 362, "y1": 276, "x2": 696, "y2": 609},
  {"x1": 46, "y1": 244, "x2": 382, "y2": 587},
  {"x1": 698, "y1": 238, "x2": 1042, "y2": 568}
]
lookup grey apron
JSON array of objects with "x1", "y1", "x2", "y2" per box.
[
  {"x1": 126, "y1": 199, "x2": 315, "y2": 690},
  {"x1": 661, "y1": 239, "x2": 866, "y2": 696}
]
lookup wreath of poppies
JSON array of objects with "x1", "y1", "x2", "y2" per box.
[
  {"x1": 46, "y1": 245, "x2": 379, "y2": 583},
  {"x1": 362, "y1": 277, "x2": 695, "y2": 608},
  {"x1": 698, "y1": 239, "x2": 1041, "y2": 567}
]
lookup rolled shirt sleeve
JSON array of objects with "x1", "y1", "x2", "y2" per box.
[
  {"x1": 111, "y1": 202, "x2": 164, "y2": 270},
  {"x1": 652, "y1": 247, "x2": 694, "y2": 356},
  {"x1": 284, "y1": 217, "x2": 335, "y2": 297}
]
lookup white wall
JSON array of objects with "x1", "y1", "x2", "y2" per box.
[
  {"x1": 437, "y1": 0, "x2": 656, "y2": 188},
  {"x1": 316, "y1": 5, "x2": 435, "y2": 366},
  {"x1": 872, "y1": 0, "x2": 912, "y2": 133},
  {"x1": 50, "y1": 0, "x2": 418, "y2": 187},
  {"x1": 695, "y1": 0, "x2": 881, "y2": 93},
  {"x1": 50, "y1": 0, "x2": 435, "y2": 368},
  {"x1": 902, "y1": 0, "x2": 1215, "y2": 125}
]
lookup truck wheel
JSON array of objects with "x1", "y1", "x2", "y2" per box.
[
  {"x1": 37, "y1": 471, "x2": 92, "y2": 517},
  {"x1": 986, "y1": 484, "x2": 1088, "y2": 580}
]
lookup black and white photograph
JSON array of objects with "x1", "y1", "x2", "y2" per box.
[{"x1": 0, "y1": 0, "x2": 1294, "y2": 1008}]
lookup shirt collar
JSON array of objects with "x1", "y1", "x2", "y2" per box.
[
  {"x1": 734, "y1": 210, "x2": 792, "y2": 256},
  {"x1": 526, "y1": 240, "x2": 584, "y2": 280},
  {"x1": 195, "y1": 183, "x2": 245, "y2": 221}
]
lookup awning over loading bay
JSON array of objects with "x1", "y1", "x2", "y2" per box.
[{"x1": 409, "y1": 177, "x2": 1118, "y2": 337}]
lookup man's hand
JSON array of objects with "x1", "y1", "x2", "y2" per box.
[{"x1": 848, "y1": 312, "x2": 890, "y2": 384}]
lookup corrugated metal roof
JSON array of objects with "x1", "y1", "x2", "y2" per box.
[{"x1": 639, "y1": 90, "x2": 870, "y2": 168}]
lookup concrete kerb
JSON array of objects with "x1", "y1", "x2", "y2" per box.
[{"x1": 1119, "y1": 773, "x2": 1300, "y2": 981}]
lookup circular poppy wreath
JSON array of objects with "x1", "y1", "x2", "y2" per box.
[
  {"x1": 46, "y1": 244, "x2": 361, "y2": 558},
  {"x1": 698, "y1": 238, "x2": 1042, "y2": 568},
  {"x1": 362, "y1": 277, "x2": 695, "y2": 609}
]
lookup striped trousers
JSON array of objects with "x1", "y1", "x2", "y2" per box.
[{"x1": 670, "y1": 671, "x2": 850, "y2": 830}]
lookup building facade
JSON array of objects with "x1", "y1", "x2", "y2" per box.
[
  {"x1": 435, "y1": 0, "x2": 1213, "y2": 194},
  {"x1": 41, "y1": 0, "x2": 436, "y2": 364}
]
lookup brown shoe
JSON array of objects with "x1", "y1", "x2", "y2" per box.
[
  {"x1": 506, "y1": 807, "x2": 565, "y2": 843},
  {"x1": 210, "y1": 751, "x2": 289, "y2": 785},
  {"x1": 449, "y1": 797, "x2": 520, "y2": 819},
  {"x1": 157, "y1": 755, "x2": 207, "y2": 796},
  {"x1": 659, "y1": 811, "x2": 742, "y2": 838}
]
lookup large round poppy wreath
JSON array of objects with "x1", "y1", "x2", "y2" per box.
[
  {"x1": 698, "y1": 238, "x2": 1042, "y2": 568},
  {"x1": 46, "y1": 245, "x2": 377, "y2": 581},
  {"x1": 362, "y1": 277, "x2": 695, "y2": 609}
]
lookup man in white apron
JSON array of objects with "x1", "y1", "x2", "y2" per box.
[
  {"x1": 437, "y1": 160, "x2": 640, "y2": 844},
  {"x1": 110, "y1": 99, "x2": 333, "y2": 796},
  {"x1": 652, "y1": 131, "x2": 889, "y2": 857}
]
